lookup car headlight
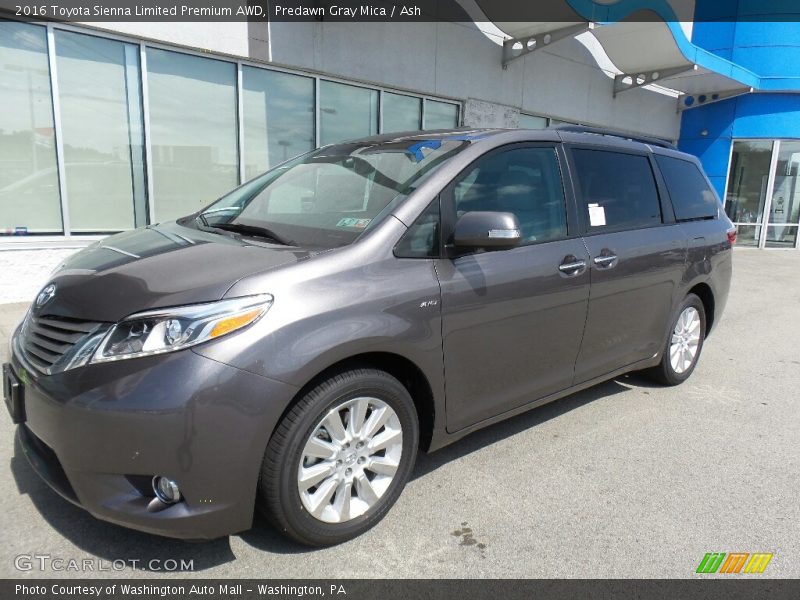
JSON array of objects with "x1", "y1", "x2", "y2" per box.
[{"x1": 91, "y1": 294, "x2": 273, "y2": 364}]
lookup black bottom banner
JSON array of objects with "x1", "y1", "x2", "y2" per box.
[{"x1": 3, "y1": 579, "x2": 800, "y2": 600}]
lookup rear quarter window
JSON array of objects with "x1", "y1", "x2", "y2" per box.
[{"x1": 655, "y1": 155, "x2": 719, "y2": 221}]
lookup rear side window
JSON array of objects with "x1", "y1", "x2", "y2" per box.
[
  {"x1": 571, "y1": 149, "x2": 662, "y2": 232},
  {"x1": 655, "y1": 155, "x2": 719, "y2": 221}
]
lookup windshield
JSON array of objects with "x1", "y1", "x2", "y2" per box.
[{"x1": 184, "y1": 139, "x2": 469, "y2": 248}]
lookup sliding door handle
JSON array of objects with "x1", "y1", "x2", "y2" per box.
[
  {"x1": 593, "y1": 254, "x2": 618, "y2": 268},
  {"x1": 558, "y1": 259, "x2": 587, "y2": 275}
]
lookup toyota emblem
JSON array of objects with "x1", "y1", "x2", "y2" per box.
[{"x1": 35, "y1": 283, "x2": 56, "y2": 308}]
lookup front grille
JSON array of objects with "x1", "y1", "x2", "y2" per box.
[{"x1": 21, "y1": 314, "x2": 106, "y2": 373}]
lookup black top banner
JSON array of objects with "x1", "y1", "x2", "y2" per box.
[{"x1": 1, "y1": 0, "x2": 800, "y2": 23}]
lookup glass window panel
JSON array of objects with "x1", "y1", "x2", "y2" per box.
[
  {"x1": 382, "y1": 92, "x2": 421, "y2": 133},
  {"x1": 0, "y1": 22, "x2": 61, "y2": 235},
  {"x1": 423, "y1": 100, "x2": 459, "y2": 129},
  {"x1": 394, "y1": 198, "x2": 440, "y2": 257},
  {"x1": 655, "y1": 155, "x2": 719, "y2": 221},
  {"x1": 725, "y1": 140, "x2": 773, "y2": 225},
  {"x1": 319, "y1": 81, "x2": 378, "y2": 145},
  {"x1": 200, "y1": 139, "x2": 467, "y2": 249},
  {"x1": 146, "y1": 48, "x2": 238, "y2": 221},
  {"x1": 452, "y1": 147, "x2": 568, "y2": 244},
  {"x1": 735, "y1": 224, "x2": 761, "y2": 247},
  {"x1": 56, "y1": 31, "x2": 146, "y2": 232},
  {"x1": 571, "y1": 149, "x2": 662, "y2": 231},
  {"x1": 242, "y1": 66, "x2": 314, "y2": 181},
  {"x1": 519, "y1": 114, "x2": 548, "y2": 129},
  {"x1": 765, "y1": 225, "x2": 798, "y2": 248}
]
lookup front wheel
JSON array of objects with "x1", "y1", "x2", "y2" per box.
[
  {"x1": 647, "y1": 293, "x2": 706, "y2": 386},
  {"x1": 258, "y1": 368, "x2": 419, "y2": 546}
]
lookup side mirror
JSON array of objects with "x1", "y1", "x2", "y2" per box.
[{"x1": 452, "y1": 211, "x2": 522, "y2": 250}]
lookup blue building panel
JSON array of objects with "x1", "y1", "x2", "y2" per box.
[
  {"x1": 732, "y1": 21, "x2": 800, "y2": 51},
  {"x1": 735, "y1": 0, "x2": 800, "y2": 19},
  {"x1": 681, "y1": 98, "x2": 736, "y2": 139},
  {"x1": 732, "y1": 94, "x2": 800, "y2": 138},
  {"x1": 679, "y1": 1, "x2": 800, "y2": 203},
  {"x1": 692, "y1": 0, "x2": 739, "y2": 20},
  {"x1": 678, "y1": 136, "x2": 732, "y2": 176},
  {"x1": 690, "y1": 21, "x2": 736, "y2": 59},
  {"x1": 732, "y1": 45, "x2": 800, "y2": 79}
]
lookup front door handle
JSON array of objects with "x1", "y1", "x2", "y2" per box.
[
  {"x1": 558, "y1": 257, "x2": 587, "y2": 276},
  {"x1": 593, "y1": 254, "x2": 618, "y2": 268}
]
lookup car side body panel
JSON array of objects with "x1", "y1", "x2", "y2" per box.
[
  {"x1": 574, "y1": 225, "x2": 689, "y2": 384},
  {"x1": 436, "y1": 238, "x2": 591, "y2": 432}
]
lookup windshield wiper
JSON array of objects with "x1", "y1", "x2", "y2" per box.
[{"x1": 211, "y1": 222, "x2": 295, "y2": 246}]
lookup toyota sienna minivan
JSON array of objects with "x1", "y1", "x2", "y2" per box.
[{"x1": 4, "y1": 126, "x2": 733, "y2": 546}]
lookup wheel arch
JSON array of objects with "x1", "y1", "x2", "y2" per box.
[
  {"x1": 688, "y1": 281, "x2": 715, "y2": 336},
  {"x1": 271, "y1": 352, "x2": 436, "y2": 453}
]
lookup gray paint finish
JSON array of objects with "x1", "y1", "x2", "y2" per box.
[{"x1": 436, "y1": 237, "x2": 591, "y2": 431}]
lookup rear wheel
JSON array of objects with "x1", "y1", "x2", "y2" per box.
[
  {"x1": 258, "y1": 368, "x2": 419, "y2": 546},
  {"x1": 647, "y1": 293, "x2": 706, "y2": 385}
]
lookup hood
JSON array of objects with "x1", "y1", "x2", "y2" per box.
[{"x1": 39, "y1": 222, "x2": 312, "y2": 323}]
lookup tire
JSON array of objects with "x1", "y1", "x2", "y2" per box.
[
  {"x1": 646, "y1": 293, "x2": 706, "y2": 386},
  {"x1": 258, "y1": 367, "x2": 419, "y2": 546}
]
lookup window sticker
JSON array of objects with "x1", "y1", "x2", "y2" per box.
[
  {"x1": 588, "y1": 203, "x2": 606, "y2": 227},
  {"x1": 336, "y1": 218, "x2": 372, "y2": 229}
]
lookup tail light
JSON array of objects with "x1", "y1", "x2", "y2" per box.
[{"x1": 726, "y1": 227, "x2": 737, "y2": 245}]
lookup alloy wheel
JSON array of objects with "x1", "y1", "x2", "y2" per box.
[
  {"x1": 669, "y1": 306, "x2": 701, "y2": 374},
  {"x1": 297, "y1": 397, "x2": 403, "y2": 523}
]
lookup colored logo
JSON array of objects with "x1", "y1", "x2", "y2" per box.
[
  {"x1": 696, "y1": 552, "x2": 773, "y2": 574},
  {"x1": 35, "y1": 283, "x2": 56, "y2": 308}
]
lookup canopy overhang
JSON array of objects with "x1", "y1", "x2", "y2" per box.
[{"x1": 484, "y1": 0, "x2": 796, "y2": 111}]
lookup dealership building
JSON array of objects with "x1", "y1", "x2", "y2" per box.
[{"x1": 1, "y1": 0, "x2": 799, "y2": 294}]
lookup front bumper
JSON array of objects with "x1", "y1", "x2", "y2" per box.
[{"x1": 8, "y1": 340, "x2": 299, "y2": 539}]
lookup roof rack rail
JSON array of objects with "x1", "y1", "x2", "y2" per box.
[{"x1": 554, "y1": 124, "x2": 676, "y2": 150}]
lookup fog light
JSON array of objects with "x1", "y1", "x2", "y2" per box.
[{"x1": 152, "y1": 476, "x2": 181, "y2": 504}]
